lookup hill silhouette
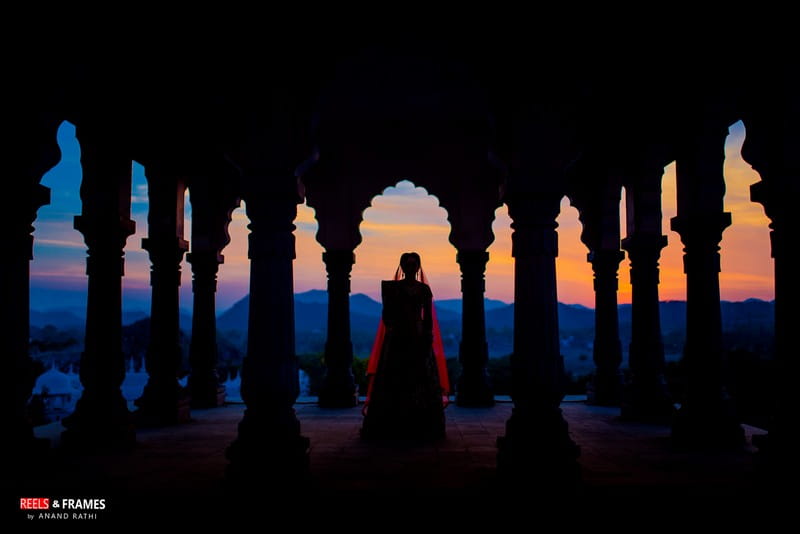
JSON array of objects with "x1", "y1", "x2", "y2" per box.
[
  {"x1": 214, "y1": 291, "x2": 775, "y2": 364},
  {"x1": 29, "y1": 290, "x2": 774, "y2": 376}
]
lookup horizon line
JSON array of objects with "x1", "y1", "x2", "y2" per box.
[{"x1": 30, "y1": 288, "x2": 776, "y2": 314}]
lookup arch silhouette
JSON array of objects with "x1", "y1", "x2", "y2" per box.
[{"x1": 353, "y1": 179, "x2": 456, "y2": 299}]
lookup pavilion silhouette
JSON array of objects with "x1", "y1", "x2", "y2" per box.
[{"x1": 5, "y1": 38, "x2": 796, "y2": 495}]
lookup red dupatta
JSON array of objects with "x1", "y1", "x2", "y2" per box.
[{"x1": 363, "y1": 266, "x2": 450, "y2": 414}]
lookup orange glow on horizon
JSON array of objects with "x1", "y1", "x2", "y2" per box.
[{"x1": 351, "y1": 182, "x2": 460, "y2": 300}]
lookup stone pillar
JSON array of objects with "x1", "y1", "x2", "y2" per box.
[
  {"x1": 738, "y1": 69, "x2": 800, "y2": 473},
  {"x1": 456, "y1": 249, "x2": 494, "y2": 407},
  {"x1": 3, "y1": 182, "x2": 50, "y2": 453},
  {"x1": 497, "y1": 191, "x2": 579, "y2": 482},
  {"x1": 318, "y1": 249, "x2": 358, "y2": 408},
  {"x1": 620, "y1": 171, "x2": 674, "y2": 420},
  {"x1": 587, "y1": 249, "x2": 625, "y2": 406},
  {"x1": 186, "y1": 179, "x2": 238, "y2": 409},
  {"x1": 187, "y1": 249, "x2": 225, "y2": 408},
  {"x1": 135, "y1": 170, "x2": 191, "y2": 426},
  {"x1": 226, "y1": 178, "x2": 309, "y2": 481},
  {"x1": 573, "y1": 176, "x2": 625, "y2": 406},
  {"x1": 5, "y1": 115, "x2": 60, "y2": 459},
  {"x1": 62, "y1": 129, "x2": 137, "y2": 449},
  {"x1": 743, "y1": 96, "x2": 799, "y2": 472},
  {"x1": 671, "y1": 126, "x2": 743, "y2": 449},
  {"x1": 750, "y1": 180, "x2": 796, "y2": 469}
]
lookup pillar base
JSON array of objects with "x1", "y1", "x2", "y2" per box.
[
  {"x1": 671, "y1": 401, "x2": 744, "y2": 450},
  {"x1": 318, "y1": 372, "x2": 358, "y2": 408},
  {"x1": 12, "y1": 439, "x2": 51, "y2": 482},
  {"x1": 620, "y1": 377, "x2": 675, "y2": 423},
  {"x1": 61, "y1": 393, "x2": 136, "y2": 451},
  {"x1": 225, "y1": 409, "x2": 310, "y2": 483},
  {"x1": 497, "y1": 406, "x2": 580, "y2": 489},
  {"x1": 190, "y1": 380, "x2": 227, "y2": 409},
  {"x1": 456, "y1": 371, "x2": 495, "y2": 407},
  {"x1": 753, "y1": 425, "x2": 792, "y2": 482},
  {"x1": 317, "y1": 387, "x2": 358, "y2": 408},
  {"x1": 586, "y1": 371, "x2": 622, "y2": 407},
  {"x1": 134, "y1": 383, "x2": 191, "y2": 427},
  {"x1": 12, "y1": 418, "x2": 51, "y2": 457}
]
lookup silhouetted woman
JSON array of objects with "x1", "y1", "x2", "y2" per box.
[{"x1": 361, "y1": 252, "x2": 449, "y2": 440}]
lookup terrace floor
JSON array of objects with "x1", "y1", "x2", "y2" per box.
[{"x1": 11, "y1": 399, "x2": 771, "y2": 521}]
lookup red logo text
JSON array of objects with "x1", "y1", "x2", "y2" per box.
[{"x1": 20, "y1": 498, "x2": 50, "y2": 510}]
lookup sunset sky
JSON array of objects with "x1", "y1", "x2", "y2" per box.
[{"x1": 30, "y1": 121, "x2": 773, "y2": 312}]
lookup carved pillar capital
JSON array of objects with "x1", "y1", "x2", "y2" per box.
[
  {"x1": 670, "y1": 211, "x2": 732, "y2": 246},
  {"x1": 457, "y1": 250, "x2": 490, "y2": 294},
  {"x1": 507, "y1": 193, "x2": 562, "y2": 259},
  {"x1": 6, "y1": 183, "x2": 51, "y2": 259},
  {"x1": 506, "y1": 191, "x2": 563, "y2": 225},
  {"x1": 186, "y1": 250, "x2": 222, "y2": 291},
  {"x1": 751, "y1": 180, "x2": 793, "y2": 260},
  {"x1": 588, "y1": 249, "x2": 625, "y2": 290},
  {"x1": 322, "y1": 250, "x2": 356, "y2": 281},
  {"x1": 142, "y1": 235, "x2": 190, "y2": 285},
  {"x1": 245, "y1": 182, "x2": 299, "y2": 261},
  {"x1": 620, "y1": 233, "x2": 668, "y2": 254},
  {"x1": 456, "y1": 249, "x2": 490, "y2": 271}
]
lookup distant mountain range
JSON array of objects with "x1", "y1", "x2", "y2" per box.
[
  {"x1": 29, "y1": 290, "x2": 775, "y2": 371},
  {"x1": 31, "y1": 307, "x2": 188, "y2": 331},
  {"x1": 216, "y1": 291, "x2": 509, "y2": 331},
  {"x1": 213, "y1": 291, "x2": 774, "y2": 360},
  {"x1": 216, "y1": 292, "x2": 775, "y2": 335}
]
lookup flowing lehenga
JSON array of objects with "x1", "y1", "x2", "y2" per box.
[{"x1": 361, "y1": 271, "x2": 449, "y2": 440}]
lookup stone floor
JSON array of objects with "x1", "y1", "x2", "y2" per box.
[{"x1": 11, "y1": 399, "x2": 770, "y2": 518}]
